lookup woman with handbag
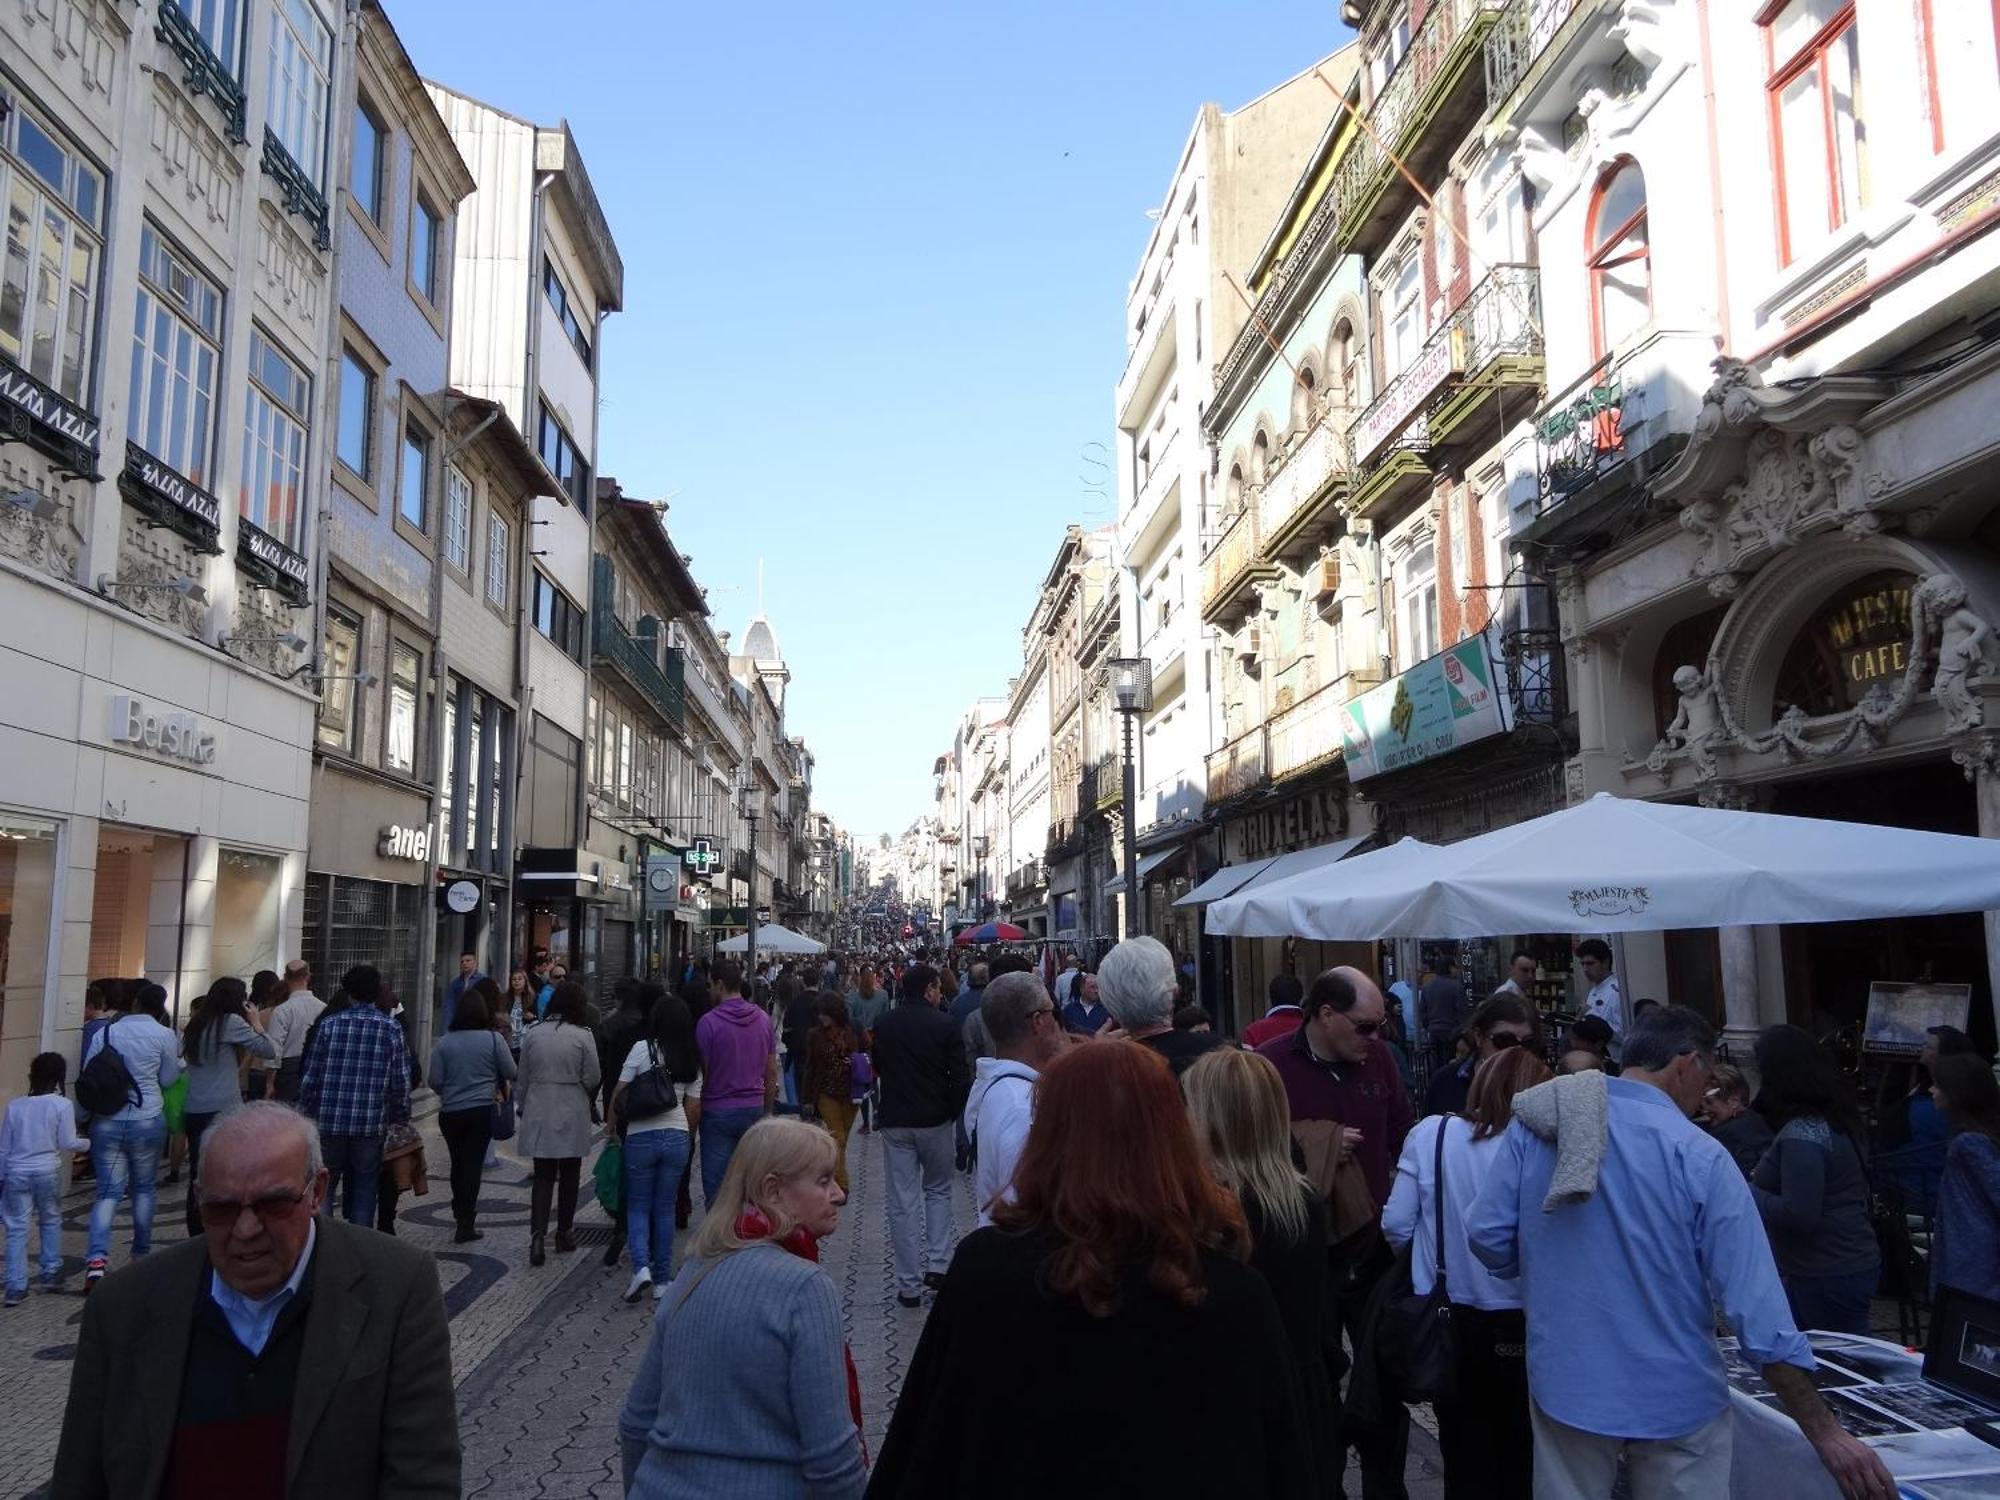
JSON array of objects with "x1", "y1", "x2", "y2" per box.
[
  {"x1": 802, "y1": 994, "x2": 859, "y2": 1191},
  {"x1": 517, "y1": 981, "x2": 601, "y2": 1265},
  {"x1": 1383, "y1": 1045, "x2": 1551, "y2": 1500},
  {"x1": 428, "y1": 989, "x2": 518, "y2": 1242},
  {"x1": 611, "y1": 992, "x2": 702, "y2": 1302},
  {"x1": 617, "y1": 1116, "x2": 866, "y2": 1499},
  {"x1": 1183, "y1": 1047, "x2": 1338, "y2": 1499}
]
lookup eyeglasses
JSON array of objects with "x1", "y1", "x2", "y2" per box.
[
  {"x1": 1346, "y1": 1017, "x2": 1383, "y2": 1037},
  {"x1": 198, "y1": 1181, "x2": 311, "y2": 1230},
  {"x1": 1490, "y1": 1033, "x2": 1528, "y2": 1050}
]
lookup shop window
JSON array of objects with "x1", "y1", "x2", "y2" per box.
[
  {"x1": 387, "y1": 640, "x2": 420, "y2": 773},
  {"x1": 336, "y1": 347, "x2": 374, "y2": 477},
  {"x1": 129, "y1": 225, "x2": 223, "y2": 486},
  {"x1": 213, "y1": 848, "x2": 282, "y2": 983},
  {"x1": 0, "y1": 96, "x2": 103, "y2": 402},
  {"x1": 302, "y1": 874, "x2": 423, "y2": 1023},
  {"x1": 0, "y1": 814, "x2": 60, "y2": 1049},
  {"x1": 441, "y1": 685, "x2": 458, "y2": 857},
  {"x1": 443, "y1": 462, "x2": 471, "y2": 571},
  {"x1": 319, "y1": 606, "x2": 361, "y2": 751},
  {"x1": 1588, "y1": 160, "x2": 1651, "y2": 357},
  {"x1": 350, "y1": 92, "x2": 386, "y2": 226},
  {"x1": 241, "y1": 328, "x2": 311, "y2": 549},
  {"x1": 1772, "y1": 570, "x2": 1918, "y2": 719},
  {"x1": 1765, "y1": 0, "x2": 1865, "y2": 265},
  {"x1": 267, "y1": 0, "x2": 333, "y2": 185}
]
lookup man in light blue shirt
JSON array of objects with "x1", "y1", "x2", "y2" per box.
[
  {"x1": 211, "y1": 1218, "x2": 315, "y2": 1356},
  {"x1": 1465, "y1": 1006, "x2": 1894, "y2": 1500}
]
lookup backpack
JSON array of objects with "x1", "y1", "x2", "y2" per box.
[{"x1": 77, "y1": 1023, "x2": 142, "y2": 1117}]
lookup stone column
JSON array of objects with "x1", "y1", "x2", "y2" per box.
[
  {"x1": 1719, "y1": 926, "x2": 1762, "y2": 1061},
  {"x1": 1964, "y1": 741, "x2": 2000, "y2": 1048}
]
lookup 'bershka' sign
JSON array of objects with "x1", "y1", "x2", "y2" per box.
[{"x1": 108, "y1": 694, "x2": 218, "y2": 765}]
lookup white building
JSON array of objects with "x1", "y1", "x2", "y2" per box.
[{"x1": 1, "y1": 0, "x2": 353, "y2": 1096}]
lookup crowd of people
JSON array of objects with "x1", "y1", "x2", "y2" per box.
[{"x1": 13, "y1": 932, "x2": 2000, "y2": 1498}]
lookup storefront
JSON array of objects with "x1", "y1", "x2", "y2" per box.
[{"x1": 303, "y1": 762, "x2": 431, "y2": 1039}]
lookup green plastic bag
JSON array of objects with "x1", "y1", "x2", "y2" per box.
[
  {"x1": 593, "y1": 1140, "x2": 624, "y2": 1215},
  {"x1": 161, "y1": 1074, "x2": 189, "y2": 1134}
]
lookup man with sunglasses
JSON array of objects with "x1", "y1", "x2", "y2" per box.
[
  {"x1": 1422, "y1": 994, "x2": 1540, "y2": 1118},
  {"x1": 1257, "y1": 966, "x2": 1415, "y2": 1500},
  {"x1": 54, "y1": 1101, "x2": 458, "y2": 1498}
]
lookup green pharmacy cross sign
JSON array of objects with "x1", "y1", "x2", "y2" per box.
[{"x1": 683, "y1": 838, "x2": 721, "y2": 877}]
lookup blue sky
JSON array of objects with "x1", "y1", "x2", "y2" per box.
[{"x1": 394, "y1": 0, "x2": 1349, "y2": 841}]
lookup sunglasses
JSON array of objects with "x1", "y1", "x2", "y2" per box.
[
  {"x1": 1490, "y1": 1033, "x2": 1529, "y2": 1050},
  {"x1": 1346, "y1": 1017, "x2": 1383, "y2": 1037},
  {"x1": 198, "y1": 1181, "x2": 311, "y2": 1230}
]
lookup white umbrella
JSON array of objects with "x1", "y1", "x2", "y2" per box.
[
  {"x1": 1214, "y1": 793, "x2": 2000, "y2": 940},
  {"x1": 1206, "y1": 837, "x2": 1443, "y2": 938},
  {"x1": 716, "y1": 923, "x2": 826, "y2": 955}
]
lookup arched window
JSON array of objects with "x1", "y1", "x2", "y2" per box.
[
  {"x1": 1224, "y1": 462, "x2": 1245, "y2": 518},
  {"x1": 1588, "y1": 160, "x2": 1650, "y2": 356},
  {"x1": 1251, "y1": 429, "x2": 1271, "y2": 484},
  {"x1": 1330, "y1": 318, "x2": 1360, "y2": 412},
  {"x1": 1291, "y1": 365, "x2": 1318, "y2": 434}
]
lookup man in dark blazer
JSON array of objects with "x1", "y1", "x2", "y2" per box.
[{"x1": 52, "y1": 1101, "x2": 458, "y2": 1499}]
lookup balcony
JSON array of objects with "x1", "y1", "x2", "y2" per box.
[
  {"x1": 1081, "y1": 753, "x2": 1123, "y2": 815},
  {"x1": 260, "y1": 129, "x2": 330, "y2": 250},
  {"x1": 1485, "y1": 0, "x2": 1613, "y2": 132},
  {"x1": 592, "y1": 612, "x2": 687, "y2": 732},
  {"x1": 1331, "y1": 0, "x2": 1506, "y2": 258},
  {"x1": 1199, "y1": 500, "x2": 1277, "y2": 626},
  {"x1": 156, "y1": 1, "x2": 247, "y2": 143},
  {"x1": 1258, "y1": 413, "x2": 1350, "y2": 564},
  {"x1": 1046, "y1": 816, "x2": 1084, "y2": 862},
  {"x1": 1427, "y1": 264, "x2": 1545, "y2": 451},
  {"x1": 1206, "y1": 726, "x2": 1269, "y2": 804},
  {"x1": 1268, "y1": 681, "x2": 1346, "y2": 783}
]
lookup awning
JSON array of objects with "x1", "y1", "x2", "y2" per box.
[
  {"x1": 1176, "y1": 834, "x2": 1370, "y2": 908},
  {"x1": 1102, "y1": 845, "x2": 1180, "y2": 898}
]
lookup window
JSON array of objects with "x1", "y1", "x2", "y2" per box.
[
  {"x1": 1588, "y1": 160, "x2": 1650, "y2": 356},
  {"x1": 532, "y1": 570, "x2": 585, "y2": 661},
  {"x1": 350, "y1": 96, "x2": 385, "y2": 225},
  {"x1": 387, "y1": 640, "x2": 420, "y2": 773},
  {"x1": 1401, "y1": 543, "x2": 1439, "y2": 668},
  {"x1": 1, "y1": 100, "x2": 104, "y2": 402},
  {"x1": 537, "y1": 400, "x2": 590, "y2": 511},
  {"x1": 319, "y1": 607, "x2": 360, "y2": 751},
  {"x1": 542, "y1": 259, "x2": 593, "y2": 368},
  {"x1": 1331, "y1": 318, "x2": 1361, "y2": 411},
  {"x1": 1386, "y1": 253, "x2": 1423, "y2": 376},
  {"x1": 1251, "y1": 429, "x2": 1271, "y2": 483},
  {"x1": 485, "y1": 512, "x2": 510, "y2": 607},
  {"x1": 336, "y1": 347, "x2": 373, "y2": 476},
  {"x1": 443, "y1": 463, "x2": 471, "y2": 570},
  {"x1": 241, "y1": 329, "x2": 310, "y2": 547},
  {"x1": 128, "y1": 226, "x2": 223, "y2": 485},
  {"x1": 411, "y1": 192, "x2": 441, "y2": 304},
  {"x1": 1765, "y1": 0, "x2": 1864, "y2": 264},
  {"x1": 177, "y1": 0, "x2": 243, "y2": 72},
  {"x1": 1291, "y1": 366, "x2": 1317, "y2": 434},
  {"x1": 267, "y1": 0, "x2": 333, "y2": 183},
  {"x1": 400, "y1": 416, "x2": 432, "y2": 531}
]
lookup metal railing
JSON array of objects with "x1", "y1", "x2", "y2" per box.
[
  {"x1": 1269, "y1": 680, "x2": 1346, "y2": 781},
  {"x1": 592, "y1": 600, "x2": 688, "y2": 730},
  {"x1": 1501, "y1": 627, "x2": 1565, "y2": 723},
  {"x1": 156, "y1": 1, "x2": 247, "y2": 143},
  {"x1": 1200, "y1": 500, "x2": 1262, "y2": 615},
  {"x1": 1534, "y1": 353, "x2": 1626, "y2": 509},
  {"x1": 1329, "y1": 0, "x2": 1505, "y2": 242},
  {"x1": 1486, "y1": 0, "x2": 1596, "y2": 120},
  {"x1": 1205, "y1": 726, "x2": 1269, "y2": 802},
  {"x1": 261, "y1": 129, "x2": 330, "y2": 249},
  {"x1": 1258, "y1": 412, "x2": 1349, "y2": 546}
]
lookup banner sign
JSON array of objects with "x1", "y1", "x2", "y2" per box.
[{"x1": 1341, "y1": 633, "x2": 1511, "y2": 781}]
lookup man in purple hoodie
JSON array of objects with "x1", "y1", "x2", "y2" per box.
[{"x1": 694, "y1": 961, "x2": 778, "y2": 1203}]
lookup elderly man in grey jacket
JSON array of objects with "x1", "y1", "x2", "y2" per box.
[{"x1": 1098, "y1": 936, "x2": 1228, "y2": 1077}]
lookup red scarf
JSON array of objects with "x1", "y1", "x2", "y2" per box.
[{"x1": 738, "y1": 1212, "x2": 867, "y2": 1460}]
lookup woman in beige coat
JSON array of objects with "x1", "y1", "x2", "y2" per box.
[{"x1": 517, "y1": 981, "x2": 602, "y2": 1264}]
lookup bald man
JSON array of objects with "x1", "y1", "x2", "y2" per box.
[
  {"x1": 1255, "y1": 965, "x2": 1415, "y2": 1499},
  {"x1": 54, "y1": 1102, "x2": 458, "y2": 1499}
]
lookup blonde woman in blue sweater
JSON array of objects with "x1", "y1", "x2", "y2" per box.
[{"x1": 619, "y1": 1117, "x2": 866, "y2": 1499}]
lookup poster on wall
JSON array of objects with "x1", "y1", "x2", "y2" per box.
[
  {"x1": 1862, "y1": 980, "x2": 1972, "y2": 1055},
  {"x1": 1341, "y1": 632, "x2": 1512, "y2": 782}
]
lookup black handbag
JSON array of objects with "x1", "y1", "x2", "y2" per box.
[
  {"x1": 1387, "y1": 1118, "x2": 1459, "y2": 1404},
  {"x1": 621, "y1": 1040, "x2": 678, "y2": 1121}
]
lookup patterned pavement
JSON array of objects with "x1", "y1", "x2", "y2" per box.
[{"x1": 2, "y1": 1114, "x2": 1444, "y2": 1498}]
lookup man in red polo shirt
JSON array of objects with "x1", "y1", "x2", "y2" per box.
[
  {"x1": 1241, "y1": 973, "x2": 1307, "y2": 1050},
  {"x1": 1257, "y1": 966, "x2": 1415, "y2": 1499}
]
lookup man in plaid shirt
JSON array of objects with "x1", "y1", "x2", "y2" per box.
[{"x1": 298, "y1": 965, "x2": 410, "y2": 1227}]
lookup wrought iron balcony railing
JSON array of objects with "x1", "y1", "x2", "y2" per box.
[
  {"x1": 1205, "y1": 726, "x2": 1269, "y2": 803},
  {"x1": 261, "y1": 129, "x2": 330, "y2": 249},
  {"x1": 1268, "y1": 681, "x2": 1346, "y2": 782},
  {"x1": 1485, "y1": 0, "x2": 1599, "y2": 124},
  {"x1": 157, "y1": 2, "x2": 247, "y2": 143},
  {"x1": 1258, "y1": 411, "x2": 1349, "y2": 549},
  {"x1": 1200, "y1": 500, "x2": 1262, "y2": 617}
]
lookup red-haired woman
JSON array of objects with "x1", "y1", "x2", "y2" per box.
[{"x1": 866, "y1": 1041, "x2": 1307, "y2": 1498}]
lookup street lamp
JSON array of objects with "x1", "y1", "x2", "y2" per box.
[{"x1": 1104, "y1": 657, "x2": 1152, "y2": 938}]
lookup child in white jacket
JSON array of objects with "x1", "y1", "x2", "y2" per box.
[{"x1": 1, "y1": 1052, "x2": 87, "y2": 1304}]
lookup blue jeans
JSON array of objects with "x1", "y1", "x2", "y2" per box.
[
  {"x1": 321, "y1": 1133, "x2": 383, "y2": 1227},
  {"x1": 700, "y1": 1107, "x2": 763, "y2": 1206},
  {"x1": 87, "y1": 1113, "x2": 166, "y2": 1261},
  {"x1": 4, "y1": 1171, "x2": 63, "y2": 1290},
  {"x1": 1784, "y1": 1266, "x2": 1878, "y2": 1336},
  {"x1": 625, "y1": 1128, "x2": 692, "y2": 1281}
]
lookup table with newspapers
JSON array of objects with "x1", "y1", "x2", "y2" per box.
[{"x1": 1721, "y1": 1332, "x2": 2000, "y2": 1498}]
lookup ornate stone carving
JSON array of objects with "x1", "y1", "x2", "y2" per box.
[
  {"x1": 1949, "y1": 732, "x2": 2000, "y2": 784},
  {"x1": 227, "y1": 581, "x2": 306, "y2": 678},
  {"x1": 255, "y1": 202, "x2": 329, "y2": 349},
  {"x1": 15, "y1": 0, "x2": 127, "y2": 117},
  {"x1": 0, "y1": 466, "x2": 81, "y2": 584},
  {"x1": 148, "y1": 74, "x2": 240, "y2": 243},
  {"x1": 1563, "y1": 757, "x2": 1588, "y2": 808},
  {"x1": 117, "y1": 513, "x2": 207, "y2": 638},
  {"x1": 1696, "y1": 781, "x2": 1756, "y2": 811},
  {"x1": 1678, "y1": 421, "x2": 1868, "y2": 589},
  {"x1": 1653, "y1": 664, "x2": 1733, "y2": 780},
  {"x1": 1918, "y1": 573, "x2": 2000, "y2": 734}
]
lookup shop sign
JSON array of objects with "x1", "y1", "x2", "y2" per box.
[
  {"x1": 1342, "y1": 633, "x2": 1511, "y2": 781},
  {"x1": 237, "y1": 517, "x2": 311, "y2": 606},
  {"x1": 379, "y1": 822, "x2": 433, "y2": 862},
  {"x1": 683, "y1": 837, "x2": 721, "y2": 876},
  {"x1": 644, "y1": 854, "x2": 678, "y2": 914},
  {"x1": 1239, "y1": 788, "x2": 1348, "y2": 861},
  {"x1": 0, "y1": 351, "x2": 100, "y2": 475},
  {"x1": 1352, "y1": 328, "x2": 1463, "y2": 463},
  {"x1": 118, "y1": 443, "x2": 221, "y2": 551},
  {"x1": 443, "y1": 879, "x2": 481, "y2": 914},
  {"x1": 108, "y1": 693, "x2": 217, "y2": 765}
]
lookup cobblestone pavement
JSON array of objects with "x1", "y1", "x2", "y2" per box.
[{"x1": 2, "y1": 1115, "x2": 1447, "y2": 1498}]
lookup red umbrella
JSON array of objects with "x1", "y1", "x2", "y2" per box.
[{"x1": 954, "y1": 921, "x2": 1027, "y2": 945}]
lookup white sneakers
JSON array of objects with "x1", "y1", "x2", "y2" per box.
[
  {"x1": 623, "y1": 1268, "x2": 652, "y2": 1303},
  {"x1": 653, "y1": 1280, "x2": 668, "y2": 1301}
]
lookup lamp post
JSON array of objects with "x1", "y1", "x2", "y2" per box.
[{"x1": 1104, "y1": 657, "x2": 1152, "y2": 939}]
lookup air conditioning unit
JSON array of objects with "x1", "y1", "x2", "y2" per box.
[{"x1": 1313, "y1": 553, "x2": 1341, "y2": 597}]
